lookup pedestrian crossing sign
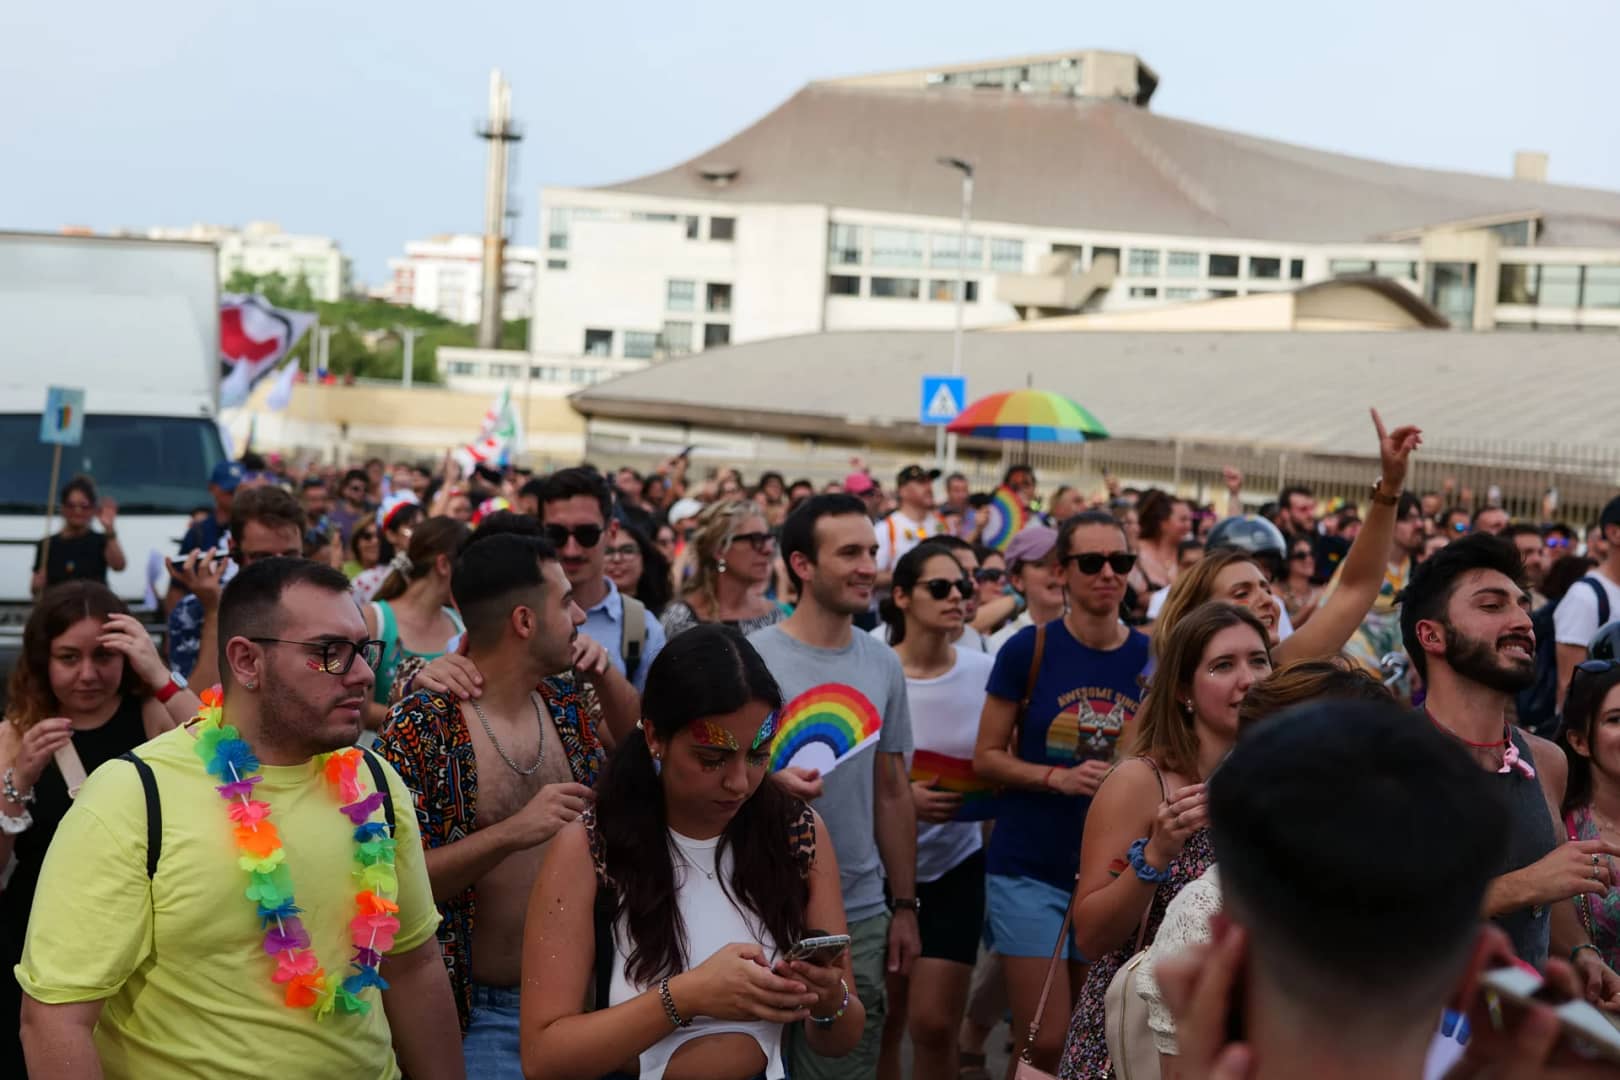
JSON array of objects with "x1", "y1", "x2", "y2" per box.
[{"x1": 920, "y1": 375, "x2": 966, "y2": 426}]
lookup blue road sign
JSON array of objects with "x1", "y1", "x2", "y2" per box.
[{"x1": 920, "y1": 375, "x2": 966, "y2": 426}]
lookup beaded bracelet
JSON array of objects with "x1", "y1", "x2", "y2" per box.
[
  {"x1": 810, "y1": 977, "x2": 850, "y2": 1029},
  {"x1": 3, "y1": 767, "x2": 34, "y2": 807},
  {"x1": 658, "y1": 976, "x2": 691, "y2": 1028},
  {"x1": 1127, "y1": 838, "x2": 1172, "y2": 884}
]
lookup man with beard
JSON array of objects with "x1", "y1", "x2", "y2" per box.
[
  {"x1": 1401, "y1": 534, "x2": 1620, "y2": 1001},
  {"x1": 19, "y1": 559, "x2": 461, "y2": 1078},
  {"x1": 749, "y1": 494, "x2": 918, "y2": 1080},
  {"x1": 381, "y1": 533, "x2": 599, "y2": 1077}
]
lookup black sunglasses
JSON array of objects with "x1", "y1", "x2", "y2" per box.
[
  {"x1": 728, "y1": 531, "x2": 776, "y2": 553},
  {"x1": 1288, "y1": 549, "x2": 1313, "y2": 562},
  {"x1": 250, "y1": 638, "x2": 385, "y2": 675},
  {"x1": 544, "y1": 523, "x2": 604, "y2": 549},
  {"x1": 1573, "y1": 658, "x2": 1620, "y2": 686},
  {"x1": 919, "y1": 577, "x2": 974, "y2": 601},
  {"x1": 973, "y1": 567, "x2": 1006, "y2": 584},
  {"x1": 1064, "y1": 552, "x2": 1138, "y2": 575}
]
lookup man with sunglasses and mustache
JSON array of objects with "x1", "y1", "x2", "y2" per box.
[{"x1": 538, "y1": 468, "x2": 666, "y2": 692}]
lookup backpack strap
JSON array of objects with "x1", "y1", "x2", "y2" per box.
[
  {"x1": 118, "y1": 752, "x2": 162, "y2": 880},
  {"x1": 1582, "y1": 577, "x2": 1612, "y2": 628},
  {"x1": 357, "y1": 747, "x2": 397, "y2": 834},
  {"x1": 1010, "y1": 622, "x2": 1047, "y2": 751},
  {"x1": 620, "y1": 594, "x2": 647, "y2": 679}
]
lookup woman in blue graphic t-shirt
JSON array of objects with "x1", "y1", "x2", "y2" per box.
[{"x1": 972, "y1": 512, "x2": 1149, "y2": 1073}]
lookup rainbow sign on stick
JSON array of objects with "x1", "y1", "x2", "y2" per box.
[
  {"x1": 981, "y1": 487, "x2": 1028, "y2": 552},
  {"x1": 909, "y1": 749, "x2": 1000, "y2": 822},
  {"x1": 769, "y1": 684, "x2": 882, "y2": 776}
]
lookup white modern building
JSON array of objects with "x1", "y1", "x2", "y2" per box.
[
  {"x1": 386, "y1": 234, "x2": 539, "y2": 324},
  {"x1": 533, "y1": 48, "x2": 1620, "y2": 368},
  {"x1": 148, "y1": 221, "x2": 350, "y2": 301}
]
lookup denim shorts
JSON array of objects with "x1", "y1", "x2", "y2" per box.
[
  {"x1": 985, "y1": 873, "x2": 1085, "y2": 961},
  {"x1": 463, "y1": 983, "x2": 524, "y2": 1079}
]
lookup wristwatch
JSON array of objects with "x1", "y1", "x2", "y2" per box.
[
  {"x1": 889, "y1": 897, "x2": 921, "y2": 915},
  {"x1": 1369, "y1": 477, "x2": 1399, "y2": 507}
]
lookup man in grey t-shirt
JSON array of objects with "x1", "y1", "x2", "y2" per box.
[{"x1": 750, "y1": 494, "x2": 917, "y2": 1080}]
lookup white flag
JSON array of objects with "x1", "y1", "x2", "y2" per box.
[{"x1": 266, "y1": 361, "x2": 299, "y2": 412}]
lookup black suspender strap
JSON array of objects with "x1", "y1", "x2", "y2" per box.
[
  {"x1": 357, "y1": 747, "x2": 397, "y2": 833},
  {"x1": 118, "y1": 751, "x2": 162, "y2": 879}
]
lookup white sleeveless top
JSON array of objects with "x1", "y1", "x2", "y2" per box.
[{"x1": 607, "y1": 829, "x2": 787, "y2": 1079}]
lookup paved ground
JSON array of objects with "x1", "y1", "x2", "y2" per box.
[{"x1": 897, "y1": 1019, "x2": 1014, "y2": 1078}]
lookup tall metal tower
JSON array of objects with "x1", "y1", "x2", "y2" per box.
[{"x1": 476, "y1": 69, "x2": 521, "y2": 349}]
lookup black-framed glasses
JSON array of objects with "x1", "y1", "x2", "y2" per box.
[
  {"x1": 973, "y1": 567, "x2": 1006, "y2": 584},
  {"x1": 250, "y1": 638, "x2": 385, "y2": 675},
  {"x1": 919, "y1": 577, "x2": 974, "y2": 601},
  {"x1": 1288, "y1": 549, "x2": 1313, "y2": 562},
  {"x1": 1064, "y1": 552, "x2": 1138, "y2": 575},
  {"x1": 544, "y1": 523, "x2": 604, "y2": 549},
  {"x1": 728, "y1": 531, "x2": 776, "y2": 553},
  {"x1": 603, "y1": 544, "x2": 640, "y2": 561}
]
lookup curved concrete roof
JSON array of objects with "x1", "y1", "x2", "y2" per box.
[{"x1": 601, "y1": 84, "x2": 1620, "y2": 246}]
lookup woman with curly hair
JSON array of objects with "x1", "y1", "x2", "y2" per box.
[{"x1": 660, "y1": 501, "x2": 785, "y2": 640}]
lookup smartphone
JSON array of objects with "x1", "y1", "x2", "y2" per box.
[
  {"x1": 1481, "y1": 966, "x2": 1620, "y2": 1065},
  {"x1": 678, "y1": 444, "x2": 695, "y2": 459},
  {"x1": 786, "y1": 934, "x2": 851, "y2": 965}
]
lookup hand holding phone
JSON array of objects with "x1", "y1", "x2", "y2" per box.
[{"x1": 785, "y1": 933, "x2": 850, "y2": 966}]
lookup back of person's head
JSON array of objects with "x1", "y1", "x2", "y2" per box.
[
  {"x1": 1399, "y1": 533, "x2": 1526, "y2": 680},
  {"x1": 216, "y1": 558, "x2": 353, "y2": 684},
  {"x1": 465, "y1": 509, "x2": 541, "y2": 544},
  {"x1": 373, "y1": 516, "x2": 470, "y2": 602},
  {"x1": 450, "y1": 532, "x2": 558, "y2": 649},
  {"x1": 1211, "y1": 699, "x2": 1507, "y2": 1042},
  {"x1": 595, "y1": 625, "x2": 803, "y2": 986},
  {"x1": 7, "y1": 581, "x2": 136, "y2": 729},
  {"x1": 780, "y1": 493, "x2": 868, "y2": 590},
  {"x1": 1557, "y1": 661, "x2": 1620, "y2": 814},
  {"x1": 1128, "y1": 601, "x2": 1271, "y2": 774},
  {"x1": 879, "y1": 541, "x2": 964, "y2": 646},
  {"x1": 1137, "y1": 489, "x2": 1176, "y2": 541},
  {"x1": 539, "y1": 466, "x2": 612, "y2": 524},
  {"x1": 1543, "y1": 553, "x2": 1598, "y2": 604},
  {"x1": 1237, "y1": 657, "x2": 1391, "y2": 731},
  {"x1": 229, "y1": 484, "x2": 307, "y2": 546}
]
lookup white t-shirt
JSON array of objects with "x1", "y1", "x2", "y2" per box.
[
  {"x1": 875, "y1": 509, "x2": 943, "y2": 574},
  {"x1": 988, "y1": 611, "x2": 1033, "y2": 656},
  {"x1": 867, "y1": 621, "x2": 989, "y2": 653},
  {"x1": 1554, "y1": 566, "x2": 1620, "y2": 647},
  {"x1": 904, "y1": 647, "x2": 994, "y2": 883}
]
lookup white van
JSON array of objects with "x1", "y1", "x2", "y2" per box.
[{"x1": 0, "y1": 231, "x2": 225, "y2": 673}]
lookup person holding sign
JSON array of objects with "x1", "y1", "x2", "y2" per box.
[
  {"x1": 31, "y1": 475, "x2": 125, "y2": 595},
  {"x1": 748, "y1": 494, "x2": 918, "y2": 1080},
  {"x1": 875, "y1": 542, "x2": 993, "y2": 1080}
]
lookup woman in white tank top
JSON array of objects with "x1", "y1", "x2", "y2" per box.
[{"x1": 520, "y1": 625, "x2": 866, "y2": 1080}]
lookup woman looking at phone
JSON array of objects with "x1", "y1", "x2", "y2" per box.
[
  {"x1": 521, "y1": 625, "x2": 862, "y2": 1080},
  {"x1": 875, "y1": 543, "x2": 994, "y2": 1080}
]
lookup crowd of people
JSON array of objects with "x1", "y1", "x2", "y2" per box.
[{"x1": 5, "y1": 407, "x2": 1620, "y2": 1079}]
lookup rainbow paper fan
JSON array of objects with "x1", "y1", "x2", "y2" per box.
[
  {"x1": 982, "y1": 487, "x2": 1029, "y2": 552},
  {"x1": 909, "y1": 749, "x2": 1000, "y2": 822},
  {"x1": 769, "y1": 683, "x2": 883, "y2": 775}
]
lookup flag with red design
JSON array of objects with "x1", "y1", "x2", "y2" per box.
[
  {"x1": 453, "y1": 388, "x2": 521, "y2": 473},
  {"x1": 219, "y1": 294, "x2": 316, "y2": 407}
]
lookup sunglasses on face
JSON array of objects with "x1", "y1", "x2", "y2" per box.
[
  {"x1": 250, "y1": 637, "x2": 385, "y2": 675},
  {"x1": 1452, "y1": 522, "x2": 1469, "y2": 533},
  {"x1": 1289, "y1": 550, "x2": 1312, "y2": 562},
  {"x1": 1064, "y1": 552, "x2": 1138, "y2": 575},
  {"x1": 604, "y1": 544, "x2": 639, "y2": 561},
  {"x1": 919, "y1": 577, "x2": 974, "y2": 601},
  {"x1": 544, "y1": 523, "x2": 604, "y2": 549},
  {"x1": 973, "y1": 567, "x2": 1006, "y2": 584},
  {"x1": 1547, "y1": 537, "x2": 1571, "y2": 550},
  {"x1": 728, "y1": 531, "x2": 776, "y2": 553}
]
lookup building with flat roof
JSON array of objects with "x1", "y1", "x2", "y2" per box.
[
  {"x1": 148, "y1": 221, "x2": 350, "y2": 301},
  {"x1": 534, "y1": 48, "x2": 1620, "y2": 370},
  {"x1": 387, "y1": 234, "x2": 539, "y2": 324}
]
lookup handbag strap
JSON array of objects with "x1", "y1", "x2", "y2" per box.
[{"x1": 1020, "y1": 754, "x2": 1170, "y2": 1061}]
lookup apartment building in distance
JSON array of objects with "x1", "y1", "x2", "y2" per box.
[
  {"x1": 147, "y1": 221, "x2": 350, "y2": 301},
  {"x1": 386, "y1": 233, "x2": 539, "y2": 324}
]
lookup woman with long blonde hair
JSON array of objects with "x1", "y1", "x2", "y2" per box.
[{"x1": 660, "y1": 500, "x2": 784, "y2": 639}]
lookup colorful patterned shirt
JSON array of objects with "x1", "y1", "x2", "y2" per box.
[{"x1": 379, "y1": 676, "x2": 606, "y2": 1029}]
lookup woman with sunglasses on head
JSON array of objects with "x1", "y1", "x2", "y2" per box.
[
  {"x1": 362, "y1": 517, "x2": 469, "y2": 727},
  {"x1": 520, "y1": 625, "x2": 862, "y2": 1080},
  {"x1": 31, "y1": 475, "x2": 126, "y2": 596},
  {"x1": 1557, "y1": 659, "x2": 1620, "y2": 978},
  {"x1": 661, "y1": 501, "x2": 785, "y2": 641},
  {"x1": 343, "y1": 518, "x2": 385, "y2": 581},
  {"x1": 606, "y1": 522, "x2": 675, "y2": 619},
  {"x1": 870, "y1": 543, "x2": 994, "y2": 1080},
  {"x1": 351, "y1": 493, "x2": 423, "y2": 602},
  {"x1": 971, "y1": 512, "x2": 1152, "y2": 1074},
  {"x1": 0, "y1": 582, "x2": 196, "y2": 1076}
]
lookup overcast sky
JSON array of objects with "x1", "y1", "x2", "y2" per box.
[{"x1": 3, "y1": 1, "x2": 1615, "y2": 284}]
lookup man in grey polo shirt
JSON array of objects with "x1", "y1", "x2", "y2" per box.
[{"x1": 750, "y1": 493, "x2": 918, "y2": 1080}]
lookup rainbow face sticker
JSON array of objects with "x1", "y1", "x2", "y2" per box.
[
  {"x1": 689, "y1": 721, "x2": 740, "y2": 751},
  {"x1": 751, "y1": 711, "x2": 780, "y2": 752}
]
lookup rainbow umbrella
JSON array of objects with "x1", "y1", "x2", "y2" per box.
[{"x1": 946, "y1": 388, "x2": 1110, "y2": 444}]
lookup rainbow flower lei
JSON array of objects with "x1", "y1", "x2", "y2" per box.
[{"x1": 191, "y1": 689, "x2": 400, "y2": 1019}]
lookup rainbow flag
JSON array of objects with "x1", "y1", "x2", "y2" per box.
[{"x1": 910, "y1": 749, "x2": 1000, "y2": 822}]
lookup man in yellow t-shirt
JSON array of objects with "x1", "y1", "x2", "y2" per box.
[{"x1": 16, "y1": 558, "x2": 462, "y2": 1080}]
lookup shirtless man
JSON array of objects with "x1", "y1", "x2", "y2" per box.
[{"x1": 382, "y1": 531, "x2": 605, "y2": 1077}]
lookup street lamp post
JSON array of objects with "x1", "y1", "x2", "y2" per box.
[
  {"x1": 397, "y1": 327, "x2": 424, "y2": 390},
  {"x1": 936, "y1": 156, "x2": 974, "y2": 472}
]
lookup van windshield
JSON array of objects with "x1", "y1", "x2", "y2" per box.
[{"x1": 0, "y1": 414, "x2": 226, "y2": 515}]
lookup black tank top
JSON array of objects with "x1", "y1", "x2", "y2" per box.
[
  {"x1": 1490, "y1": 727, "x2": 1558, "y2": 967},
  {"x1": 0, "y1": 694, "x2": 149, "y2": 960}
]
